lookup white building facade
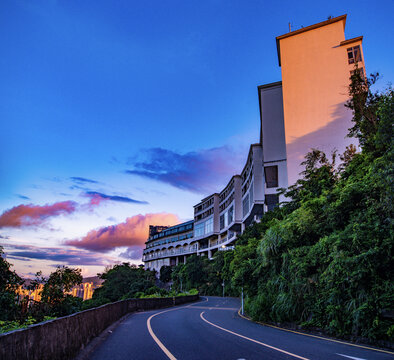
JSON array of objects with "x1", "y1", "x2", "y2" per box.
[{"x1": 143, "y1": 15, "x2": 365, "y2": 272}]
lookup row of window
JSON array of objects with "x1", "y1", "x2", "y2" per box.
[
  {"x1": 195, "y1": 206, "x2": 214, "y2": 221},
  {"x1": 194, "y1": 197, "x2": 214, "y2": 214},
  {"x1": 146, "y1": 232, "x2": 194, "y2": 249},
  {"x1": 219, "y1": 192, "x2": 234, "y2": 213},
  {"x1": 149, "y1": 222, "x2": 193, "y2": 240},
  {"x1": 219, "y1": 178, "x2": 234, "y2": 203},
  {"x1": 241, "y1": 155, "x2": 253, "y2": 184},
  {"x1": 242, "y1": 168, "x2": 253, "y2": 195}
]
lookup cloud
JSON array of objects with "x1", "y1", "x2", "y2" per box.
[
  {"x1": 70, "y1": 177, "x2": 99, "y2": 185},
  {"x1": 119, "y1": 246, "x2": 144, "y2": 261},
  {"x1": 4, "y1": 244, "x2": 114, "y2": 266},
  {"x1": 0, "y1": 190, "x2": 146, "y2": 229},
  {"x1": 125, "y1": 146, "x2": 245, "y2": 194},
  {"x1": 65, "y1": 213, "x2": 180, "y2": 255},
  {"x1": 83, "y1": 191, "x2": 148, "y2": 205},
  {"x1": 16, "y1": 194, "x2": 30, "y2": 200},
  {"x1": 0, "y1": 201, "x2": 78, "y2": 229}
]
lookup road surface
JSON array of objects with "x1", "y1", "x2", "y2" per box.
[{"x1": 88, "y1": 296, "x2": 393, "y2": 360}]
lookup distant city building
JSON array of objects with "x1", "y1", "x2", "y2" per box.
[
  {"x1": 17, "y1": 276, "x2": 103, "y2": 302},
  {"x1": 69, "y1": 276, "x2": 103, "y2": 300},
  {"x1": 17, "y1": 283, "x2": 43, "y2": 302},
  {"x1": 143, "y1": 15, "x2": 365, "y2": 273}
]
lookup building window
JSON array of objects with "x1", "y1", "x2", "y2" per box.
[
  {"x1": 264, "y1": 166, "x2": 278, "y2": 188},
  {"x1": 194, "y1": 222, "x2": 204, "y2": 237},
  {"x1": 265, "y1": 194, "x2": 279, "y2": 211},
  {"x1": 220, "y1": 214, "x2": 225, "y2": 230},
  {"x1": 228, "y1": 206, "x2": 234, "y2": 224},
  {"x1": 347, "y1": 45, "x2": 362, "y2": 64},
  {"x1": 243, "y1": 194, "x2": 250, "y2": 217},
  {"x1": 205, "y1": 217, "x2": 213, "y2": 234}
]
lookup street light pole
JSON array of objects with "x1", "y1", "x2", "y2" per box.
[
  {"x1": 241, "y1": 287, "x2": 244, "y2": 315},
  {"x1": 222, "y1": 281, "x2": 225, "y2": 297}
]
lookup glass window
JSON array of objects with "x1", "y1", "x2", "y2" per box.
[
  {"x1": 205, "y1": 217, "x2": 213, "y2": 234},
  {"x1": 347, "y1": 45, "x2": 362, "y2": 64},
  {"x1": 264, "y1": 166, "x2": 278, "y2": 188},
  {"x1": 228, "y1": 206, "x2": 234, "y2": 224},
  {"x1": 194, "y1": 222, "x2": 204, "y2": 237},
  {"x1": 220, "y1": 214, "x2": 225, "y2": 230},
  {"x1": 265, "y1": 194, "x2": 279, "y2": 211},
  {"x1": 243, "y1": 194, "x2": 250, "y2": 217}
]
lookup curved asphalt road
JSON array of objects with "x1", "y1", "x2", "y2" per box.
[{"x1": 88, "y1": 297, "x2": 393, "y2": 360}]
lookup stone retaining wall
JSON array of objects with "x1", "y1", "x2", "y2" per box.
[{"x1": 0, "y1": 295, "x2": 199, "y2": 360}]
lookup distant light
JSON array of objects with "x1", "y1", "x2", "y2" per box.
[{"x1": 221, "y1": 245, "x2": 225, "y2": 249}]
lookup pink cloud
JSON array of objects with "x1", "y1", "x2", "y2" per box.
[
  {"x1": 65, "y1": 213, "x2": 180, "y2": 254},
  {"x1": 0, "y1": 201, "x2": 78, "y2": 229}
]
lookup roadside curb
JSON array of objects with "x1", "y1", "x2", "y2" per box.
[{"x1": 237, "y1": 308, "x2": 394, "y2": 356}]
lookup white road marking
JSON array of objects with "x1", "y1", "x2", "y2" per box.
[
  {"x1": 238, "y1": 309, "x2": 394, "y2": 356},
  {"x1": 147, "y1": 308, "x2": 178, "y2": 360},
  {"x1": 200, "y1": 311, "x2": 309, "y2": 360},
  {"x1": 188, "y1": 306, "x2": 238, "y2": 310},
  {"x1": 146, "y1": 297, "x2": 211, "y2": 360},
  {"x1": 337, "y1": 354, "x2": 367, "y2": 360}
]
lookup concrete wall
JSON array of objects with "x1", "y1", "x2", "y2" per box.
[
  {"x1": 0, "y1": 295, "x2": 199, "y2": 360},
  {"x1": 278, "y1": 17, "x2": 363, "y2": 185}
]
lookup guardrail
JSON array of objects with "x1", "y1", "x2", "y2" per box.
[{"x1": 0, "y1": 295, "x2": 199, "y2": 360}]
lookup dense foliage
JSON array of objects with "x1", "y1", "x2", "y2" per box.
[
  {"x1": 89, "y1": 263, "x2": 157, "y2": 306},
  {"x1": 0, "y1": 247, "x2": 24, "y2": 321},
  {"x1": 169, "y1": 74, "x2": 393, "y2": 342}
]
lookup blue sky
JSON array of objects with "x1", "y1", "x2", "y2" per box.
[{"x1": 0, "y1": 0, "x2": 393, "y2": 277}]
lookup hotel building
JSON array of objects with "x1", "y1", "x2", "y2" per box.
[{"x1": 143, "y1": 15, "x2": 365, "y2": 272}]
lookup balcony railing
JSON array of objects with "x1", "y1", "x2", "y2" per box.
[
  {"x1": 143, "y1": 232, "x2": 237, "y2": 262},
  {"x1": 143, "y1": 245, "x2": 198, "y2": 261}
]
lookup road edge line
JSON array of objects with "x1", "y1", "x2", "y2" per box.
[
  {"x1": 200, "y1": 311, "x2": 309, "y2": 360},
  {"x1": 237, "y1": 308, "x2": 394, "y2": 355},
  {"x1": 147, "y1": 309, "x2": 177, "y2": 360},
  {"x1": 146, "y1": 297, "x2": 208, "y2": 360}
]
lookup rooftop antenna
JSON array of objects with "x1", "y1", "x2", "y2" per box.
[{"x1": 288, "y1": 22, "x2": 292, "y2": 32}]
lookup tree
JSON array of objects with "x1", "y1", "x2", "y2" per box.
[
  {"x1": 92, "y1": 263, "x2": 156, "y2": 303},
  {"x1": 0, "y1": 246, "x2": 23, "y2": 321},
  {"x1": 40, "y1": 266, "x2": 83, "y2": 316},
  {"x1": 159, "y1": 265, "x2": 172, "y2": 283}
]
